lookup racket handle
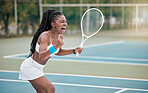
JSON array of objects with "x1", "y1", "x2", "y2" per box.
[
  {"x1": 76, "y1": 52, "x2": 79, "y2": 57},
  {"x1": 76, "y1": 43, "x2": 83, "y2": 58}
]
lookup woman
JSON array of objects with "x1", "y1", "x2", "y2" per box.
[{"x1": 19, "y1": 9, "x2": 82, "y2": 93}]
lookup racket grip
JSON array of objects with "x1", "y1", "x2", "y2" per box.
[
  {"x1": 76, "y1": 52, "x2": 79, "y2": 57},
  {"x1": 76, "y1": 43, "x2": 83, "y2": 58}
]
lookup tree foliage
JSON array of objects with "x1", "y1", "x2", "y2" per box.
[
  {"x1": 0, "y1": 0, "x2": 14, "y2": 37},
  {"x1": 0, "y1": 0, "x2": 147, "y2": 37},
  {"x1": 17, "y1": 0, "x2": 39, "y2": 35}
]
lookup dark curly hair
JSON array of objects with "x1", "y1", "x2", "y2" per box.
[{"x1": 28, "y1": 9, "x2": 62, "y2": 57}]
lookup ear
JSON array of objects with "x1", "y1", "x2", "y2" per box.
[{"x1": 51, "y1": 22, "x2": 55, "y2": 28}]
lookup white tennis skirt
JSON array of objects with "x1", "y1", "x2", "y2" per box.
[{"x1": 19, "y1": 57, "x2": 45, "y2": 80}]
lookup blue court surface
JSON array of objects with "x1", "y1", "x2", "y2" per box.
[
  {"x1": 1, "y1": 40, "x2": 148, "y2": 93},
  {"x1": 0, "y1": 70, "x2": 148, "y2": 93},
  {"x1": 4, "y1": 41, "x2": 148, "y2": 65}
]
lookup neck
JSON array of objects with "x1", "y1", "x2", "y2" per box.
[{"x1": 49, "y1": 29, "x2": 59, "y2": 39}]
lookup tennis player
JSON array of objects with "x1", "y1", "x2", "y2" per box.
[{"x1": 19, "y1": 9, "x2": 82, "y2": 93}]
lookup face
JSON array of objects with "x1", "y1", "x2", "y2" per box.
[{"x1": 52, "y1": 15, "x2": 67, "y2": 34}]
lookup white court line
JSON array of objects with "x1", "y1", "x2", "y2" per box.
[
  {"x1": 83, "y1": 40, "x2": 125, "y2": 48},
  {"x1": 4, "y1": 53, "x2": 148, "y2": 62},
  {"x1": 0, "y1": 70, "x2": 148, "y2": 81},
  {"x1": 77, "y1": 56, "x2": 148, "y2": 62},
  {"x1": 3, "y1": 54, "x2": 148, "y2": 66},
  {"x1": 0, "y1": 79, "x2": 148, "y2": 92},
  {"x1": 49, "y1": 59, "x2": 148, "y2": 66},
  {"x1": 65, "y1": 40, "x2": 125, "y2": 49},
  {"x1": 3, "y1": 53, "x2": 28, "y2": 59},
  {"x1": 114, "y1": 89, "x2": 128, "y2": 93}
]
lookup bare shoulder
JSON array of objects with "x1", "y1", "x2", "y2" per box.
[{"x1": 38, "y1": 31, "x2": 51, "y2": 44}]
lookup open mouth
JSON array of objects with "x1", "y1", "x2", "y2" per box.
[{"x1": 61, "y1": 27, "x2": 66, "y2": 30}]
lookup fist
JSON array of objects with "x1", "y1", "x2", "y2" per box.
[
  {"x1": 55, "y1": 34, "x2": 64, "y2": 49},
  {"x1": 75, "y1": 47, "x2": 83, "y2": 54}
]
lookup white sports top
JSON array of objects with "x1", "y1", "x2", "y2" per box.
[{"x1": 35, "y1": 43, "x2": 59, "y2": 56}]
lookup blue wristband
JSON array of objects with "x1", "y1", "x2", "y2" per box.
[{"x1": 49, "y1": 45, "x2": 57, "y2": 54}]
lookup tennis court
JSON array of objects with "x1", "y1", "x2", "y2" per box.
[
  {"x1": 1, "y1": 1, "x2": 148, "y2": 92},
  {"x1": 0, "y1": 70, "x2": 148, "y2": 93},
  {"x1": 0, "y1": 30, "x2": 148, "y2": 93}
]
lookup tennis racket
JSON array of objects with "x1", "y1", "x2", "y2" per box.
[{"x1": 76, "y1": 8, "x2": 104, "y2": 57}]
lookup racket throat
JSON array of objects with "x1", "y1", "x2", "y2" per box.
[
  {"x1": 79, "y1": 43, "x2": 83, "y2": 48},
  {"x1": 80, "y1": 36, "x2": 89, "y2": 48}
]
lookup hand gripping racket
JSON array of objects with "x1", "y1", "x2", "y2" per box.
[{"x1": 76, "y1": 8, "x2": 104, "y2": 57}]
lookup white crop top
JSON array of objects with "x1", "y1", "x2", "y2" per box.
[{"x1": 35, "y1": 43, "x2": 59, "y2": 56}]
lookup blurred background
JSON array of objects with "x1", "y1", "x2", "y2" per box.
[{"x1": 0, "y1": 0, "x2": 148, "y2": 38}]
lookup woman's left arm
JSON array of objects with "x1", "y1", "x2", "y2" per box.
[{"x1": 55, "y1": 47, "x2": 82, "y2": 56}]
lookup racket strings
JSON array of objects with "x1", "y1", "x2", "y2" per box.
[{"x1": 82, "y1": 10, "x2": 103, "y2": 36}]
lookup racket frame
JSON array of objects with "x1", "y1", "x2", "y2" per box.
[{"x1": 76, "y1": 8, "x2": 104, "y2": 57}]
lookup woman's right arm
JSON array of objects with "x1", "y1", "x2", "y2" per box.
[
  {"x1": 38, "y1": 33, "x2": 52, "y2": 61},
  {"x1": 39, "y1": 33, "x2": 63, "y2": 61}
]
